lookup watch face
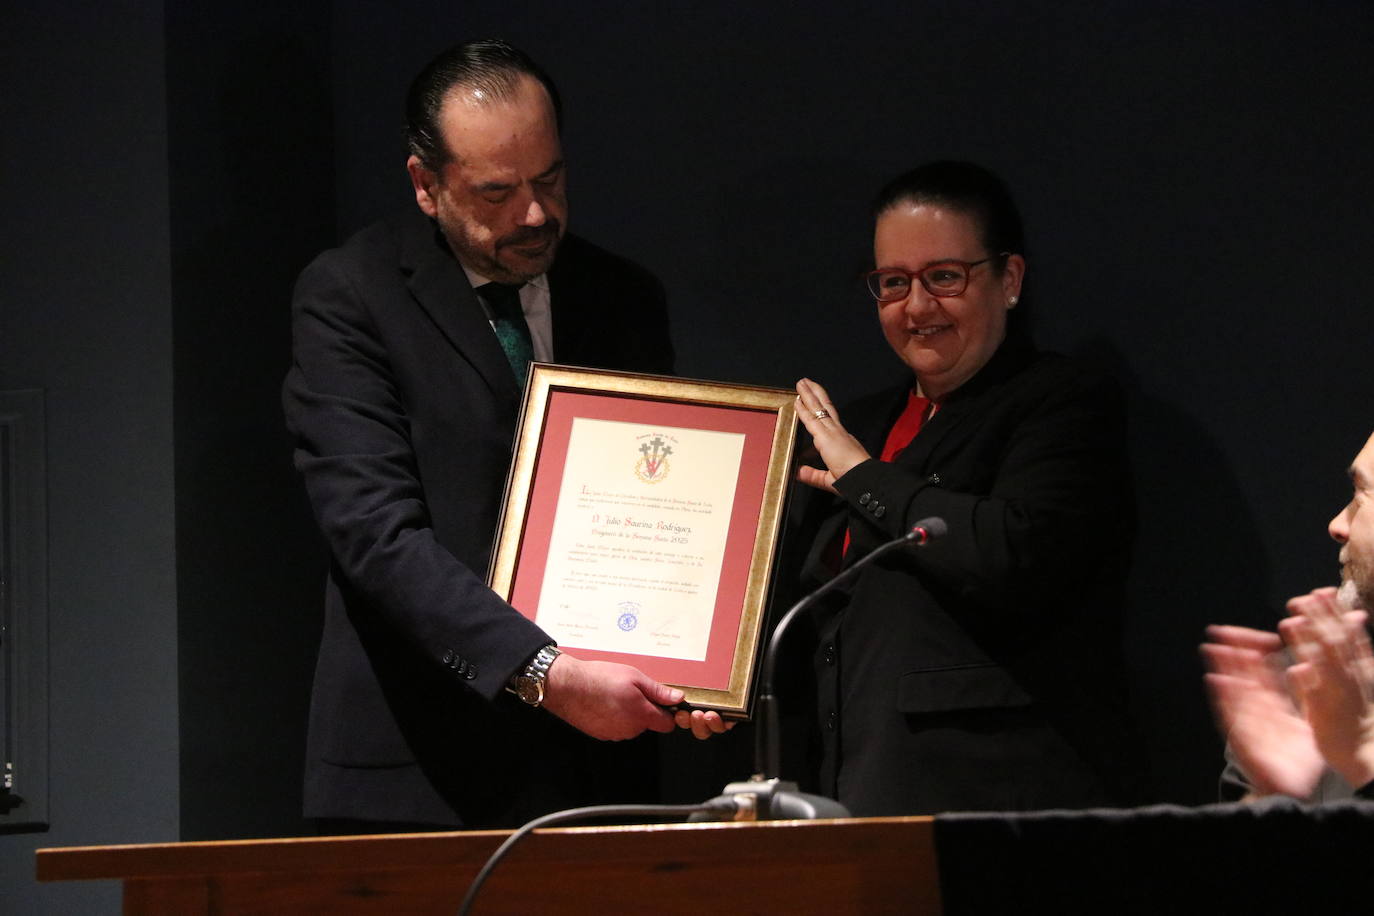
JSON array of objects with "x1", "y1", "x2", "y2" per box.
[{"x1": 515, "y1": 676, "x2": 544, "y2": 706}]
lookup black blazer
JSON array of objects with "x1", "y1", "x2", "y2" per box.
[
  {"x1": 790, "y1": 331, "x2": 1138, "y2": 816},
  {"x1": 283, "y1": 209, "x2": 673, "y2": 826}
]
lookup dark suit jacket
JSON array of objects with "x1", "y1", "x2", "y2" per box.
[
  {"x1": 283, "y1": 208, "x2": 673, "y2": 826},
  {"x1": 789, "y1": 330, "x2": 1138, "y2": 816}
]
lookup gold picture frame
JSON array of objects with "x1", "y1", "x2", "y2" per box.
[{"x1": 489, "y1": 363, "x2": 798, "y2": 719}]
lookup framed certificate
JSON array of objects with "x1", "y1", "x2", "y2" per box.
[{"x1": 489, "y1": 364, "x2": 798, "y2": 719}]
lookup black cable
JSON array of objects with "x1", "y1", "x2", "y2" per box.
[
  {"x1": 456, "y1": 799, "x2": 742, "y2": 915},
  {"x1": 754, "y1": 527, "x2": 932, "y2": 777}
]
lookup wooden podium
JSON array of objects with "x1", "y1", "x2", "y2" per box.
[{"x1": 37, "y1": 816, "x2": 940, "y2": 914}]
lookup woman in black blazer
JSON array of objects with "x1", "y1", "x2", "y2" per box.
[{"x1": 790, "y1": 161, "x2": 1139, "y2": 815}]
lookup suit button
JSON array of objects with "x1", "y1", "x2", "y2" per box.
[
  {"x1": 858, "y1": 492, "x2": 871, "y2": 506},
  {"x1": 442, "y1": 649, "x2": 456, "y2": 666},
  {"x1": 928, "y1": 473, "x2": 942, "y2": 485},
  {"x1": 465, "y1": 665, "x2": 478, "y2": 680},
  {"x1": 455, "y1": 659, "x2": 469, "y2": 675},
  {"x1": 826, "y1": 711, "x2": 837, "y2": 731},
  {"x1": 823, "y1": 644, "x2": 836, "y2": 665},
  {"x1": 873, "y1": 505, "x2": 886, "y2": 518}
]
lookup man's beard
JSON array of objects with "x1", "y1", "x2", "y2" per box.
[
  {"x1": 445, "y1": 217, "x2": 563, "y2": 285},
  {"x1": 1338, "y1": 571, "x2": 1372, "y2": 611},
  {"x1": 493, "y1": 222, "x2": 561, "y2": 280}
]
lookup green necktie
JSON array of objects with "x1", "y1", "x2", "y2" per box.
[{"x1": 478, "y1": 282, "x2": 534, "y2": 388}]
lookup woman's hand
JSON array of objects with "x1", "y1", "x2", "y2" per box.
[
  {"x1": 795, "y1": 378, "x2": 872, "y2": 494},
  {"x1": 673, "y1": 707, "x2": 736, "y2": 740}
]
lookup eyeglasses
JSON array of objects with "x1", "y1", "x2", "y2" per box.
[{"x1": 865, "y1": 254, "x2": 1007, "y2": 301}]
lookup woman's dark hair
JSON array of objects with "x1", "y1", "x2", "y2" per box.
[
  {"x1": 872, "y1": 161, "x2": 1025, "y2": 259},
  {"x1": 404, "y1": 39, "x2": 562, "y2": 171}
]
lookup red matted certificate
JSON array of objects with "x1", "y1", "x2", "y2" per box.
[{"x1": 489, "y1": 364, "x2": 798, "y2": 719}]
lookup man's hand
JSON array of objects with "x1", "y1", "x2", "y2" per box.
[
  {"x1": 541, "y1": 654, "x2": 680, "y2": 741},
  {"x1": 1201, "y1": 624, "x2": 1325, "y2": 799},
  {"x1": 1283, "y1": 587, "x2": 1374, "y2": 788}
]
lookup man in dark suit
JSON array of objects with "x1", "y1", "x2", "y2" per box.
[{"x1": 283, "y1": 40, "x2": 698, "y2": 830}]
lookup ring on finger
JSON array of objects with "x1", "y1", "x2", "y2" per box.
[{"x1": 813, "y1": 409, "x2": 831, "y2": 420}]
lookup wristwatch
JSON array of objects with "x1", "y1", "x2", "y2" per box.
[{"x1": 509, "y1": 644, "x2": 561, "y2": 707}]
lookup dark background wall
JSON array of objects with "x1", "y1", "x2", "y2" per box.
[
  {"x1": 3, "y1": 0, "x2": 1371, "y2": 908},
  {"x1": 0, "y1": 3, "x2": 178, "y2": 912},
  {"x1": 164, "y1": 0, "x2": 332, "y2": 845}
]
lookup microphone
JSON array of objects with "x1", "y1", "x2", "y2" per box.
[
  {"x1": 906, "y1": 516, "x2": 947, "y2": 546},
  {"x1": 692, "y1": 516, "x2": 947, "y2": 821}
]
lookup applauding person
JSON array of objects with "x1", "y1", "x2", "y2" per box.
[{"x1": 1204, "y1": 432, "x2": 1374, "y2": 800}]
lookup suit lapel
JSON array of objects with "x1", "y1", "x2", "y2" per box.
[
  {"x1": 889, "y1": 393, "x2": 966, "y2": 476},
  {"x1": 888, "y1": 330, "x2": 1037, "y2": 475},
  {"x1": 398, "y1": 212, "x2": 521, "y2": 400}
]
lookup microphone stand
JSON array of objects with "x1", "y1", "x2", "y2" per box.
[{"x1": 692, "y1": 519, "x2": 946, "y2": 821}]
